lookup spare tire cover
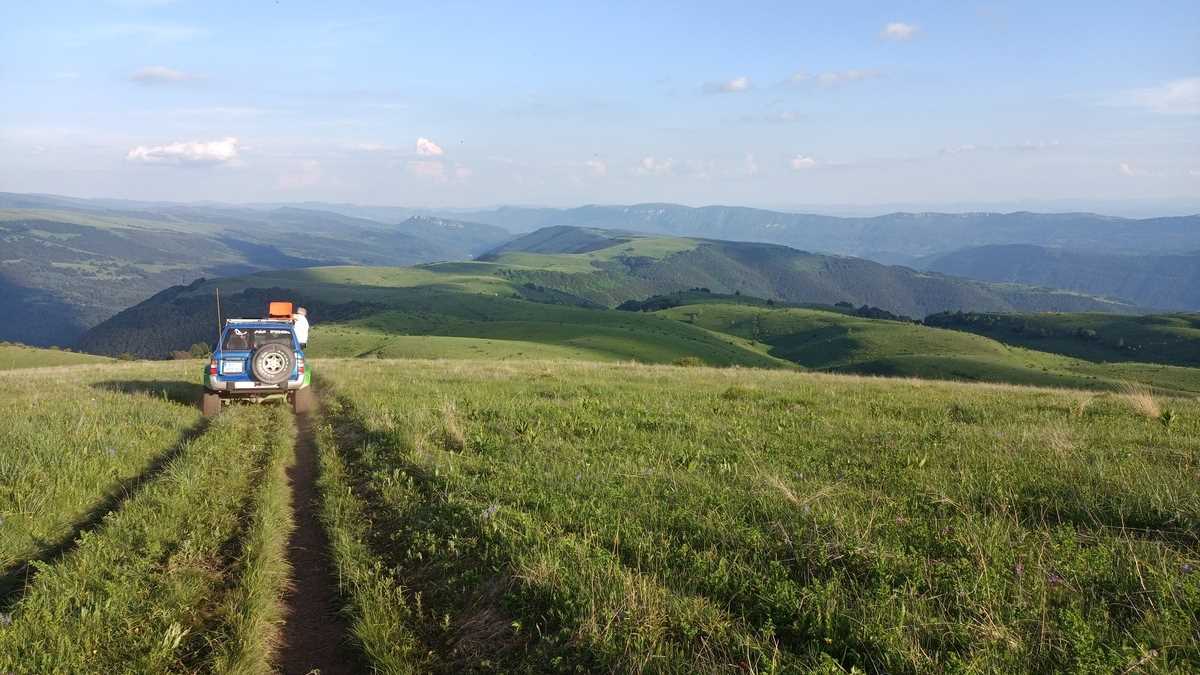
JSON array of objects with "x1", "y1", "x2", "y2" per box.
[{"x1": 251, "y1": 343, "x2": 293, "y2": 384}]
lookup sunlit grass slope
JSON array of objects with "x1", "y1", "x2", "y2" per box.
[
  {"x1": 928, "y1": 311, "x2": 1200, "y2": 367},
  {"x1": 306, "y1": 303, "x2": 793, "y2": 367},
  {"x1": 655, "y1": 302, "x2": 1200, "y2": 395},
  {"x1": 315, "y1": 358, "x2": 1200, "y2": 673},
  {"x1": 0, "y1": 362, "x2": 295, "y2": 671},
  {"x1": 0, "y1": 343, "x2": 113, "y2": 370}
]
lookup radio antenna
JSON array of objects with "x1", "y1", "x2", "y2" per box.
[{"x1": 215, "y1": 287, "x2": 223, "y2": 342}]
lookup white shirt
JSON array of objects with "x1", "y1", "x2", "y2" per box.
[{"x1": 293, "y1": 314, "x2": 310, "y2": 345}]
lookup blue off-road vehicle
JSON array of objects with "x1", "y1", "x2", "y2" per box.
[{"x1": 201, "y1": 303, "x2": 312, "y2": 417}]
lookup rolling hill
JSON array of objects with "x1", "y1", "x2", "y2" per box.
[
  {"x1": 926, "y1": 310, "x2": 1200, "y2": 368},
  {"x1": 76, "y1": 250, "x2": 1200, "y2": 395},
  {"x1": 647, "y1": 299, "x2": 1200, "y2": 395},
  {"x1": 0, "y1": 193, "x2": 509, "y2": 346},
  {"x1": 919, "y1": 244, "x2": 1200, "y2": 311},
  {"x1": 0, "y1": 343, "x2": 113, "y2": 370},
  {"x1": 479, "y1": 226, "x2": 1137, "y2": 316},
  {"x1": 75, "y1": 267, "x2": 791, "y2": 368}
]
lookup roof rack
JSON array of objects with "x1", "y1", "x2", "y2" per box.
[{"x1": 225, "y1": 317, "x2": 293, "y2": 324}]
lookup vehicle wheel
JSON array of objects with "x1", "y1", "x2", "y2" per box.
[
  {"x1": 293, "y1": 387, "x2": 314, "y2": 414},
  {"x1": 201, "y1": 393, "x2": 221, "y2": 417},
  {"x1": 250, "y1": 343, "x2": 294, "y2": 385}
]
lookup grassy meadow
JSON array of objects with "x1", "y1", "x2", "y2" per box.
[
  {"x1": 655, "y1": 303, "x2": 1200, "y2": 396},
  {"x1": 314, "y1": 359, "x2": 1200, "y2": 673},
  {"x1": 0, "y1": 343, "x2": 113, "y2": 370},
  {"x1": 0, "y1": 361, "x2": 294, "y2": 672},
  {"x1": 927, "y1": 312, "x2": 1200, "y2": 368},
  {"x1": 0, "y1": 355, "x2": 1197, "y2": 672}
]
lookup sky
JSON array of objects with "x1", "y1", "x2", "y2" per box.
[{"x1": 1, "y1": 1, "x2": 1198, "y2": 211}]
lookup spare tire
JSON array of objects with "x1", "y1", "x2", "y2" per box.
[{"x1": 251, "y1": 343, "x2": 294, "y2": 384}]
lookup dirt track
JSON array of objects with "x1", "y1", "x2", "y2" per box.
[{"x1": 279, "y1": 413, "x2": 356, "y2": 674}]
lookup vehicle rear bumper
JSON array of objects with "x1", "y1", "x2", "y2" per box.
[{"x1": 205, "y1": 380, "x2": 304, "y2": 394}]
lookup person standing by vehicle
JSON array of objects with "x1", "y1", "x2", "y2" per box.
[{"x1": 293, "y1": 307, "x2": 310, "y2": 348}]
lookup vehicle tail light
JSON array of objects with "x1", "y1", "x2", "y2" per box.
[
  {"x1": 209, "y1": 358, "x2": 218, "y2": 376},
  {"x1": 297, "y1": 357, "x2": 305, "y2": 375}
]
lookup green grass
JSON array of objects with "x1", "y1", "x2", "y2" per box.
[
  {"x1": 0, "y1": 362, "x2": 199, "y2": 578},
  {"x1": 656, "y1": 303, "x2": 1200, "y2": 395},
  {"x1": 306, "y1": 302, "x2": 794, "y2": 368},
  {"x1": 312, "y1": 359, "x2": 1199, "y2": 673},
  {"x1": 0, "y1": 208, "x2": 229, "y2": 234},
  {"x1": 487, "y1": 236, "x2": 700, "y2": 273},
  {"x1": 179, "y1": 265, "x2": 517, "y2": 301},
  {"x1": 0, "y1": 343, "x2": 113, "y2": 370},
  {"x1": 1, "y1": 354, "x2": 1198, "y2": 671},
  {"x1": 0, "y1": 362, "x2": 295, "y2": 671},
  {"x1": 312, "y1": 328, "x2": 642, "y2": 362},
  {"x1": 928, "y1": 312, "x2": 1200, "y2": 368}
]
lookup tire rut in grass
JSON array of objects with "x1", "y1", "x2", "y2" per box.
[
  {"x1": 0, "y1": 418, "x2": 210, "y2": 612},
  {"x1": 278, "y1": 412, "x2": 356, "y2": 675}
]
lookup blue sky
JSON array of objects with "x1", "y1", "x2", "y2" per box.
[{"x1": 1, "y1": 0, "x2": 1197, "y2": 210}]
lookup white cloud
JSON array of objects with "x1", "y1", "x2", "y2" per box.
[
  {"x1": 939, "y1": 140, "x2": 1060, "y2": 155},
  {"x1": 739, "y1": 153, "x2": 760, "y2": 176},
  {"x1": 1119, "y1": 162, "x2": 1143, "y2": 177},
  {"x1": 408, "y1": 159, "x2": 447, "y2": 180},
  {"x1": 279, "y1": 160, "x2": 322, "y2": 189},
  {"x1": 585, "y1": 159, "x2": 608, "y2": 177},
  {"x1": 940, "y1": 144, "x2": 979, "y2": 155},
  {"x1": 790, "y1": 155, "x2": 818, "y2": 170},
  {"x1": 1119, "y1": 77, "x2": 1200, "y2": 114},
  {"x1": 415, "y1": 137, "x2": 444, "y2": 156},
  {"x1": 126, "y1": 137, "x2": 240, "y2": 165},
  {"x1": 633, "y1": 156, "x2": 674, "y2": 176},
  {"x1": 454, "y1": 166, "x2": 473, "y2": 180},
  {"x1": 704, "y1": 76, "x2": 751, "y2": 94},
  {"x1": 881, "y1": 22, "x2": 919, "y2": 41},
  {"x1": 130, "y1": 65, "x2": 200, "y2": 84},
  {"x1": 790, "y1": 69, "x2": 881, "y2": 87},
  {"x1": 684, "y1": 159, "x2": 716, "y2": 179}
]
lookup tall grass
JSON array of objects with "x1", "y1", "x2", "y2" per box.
[
  {"x1": 0, "y1": 362, "x2": 201, "y2": 594},
  {"x1": 315, "y1": 358, "x2": 1200, "y2": 673},
  {"x1": 313, "y1": 412, "x2": 430, "y2": 673},
  {"x1": 1121, "y1": 380, "x2": 1162, "y2": 419},
  {"x1": 209, "y1": 408, "x2": 296, "y2": 673},
  {"x1": 0, "y1": 362, "x2": 300, "y2": 672}
]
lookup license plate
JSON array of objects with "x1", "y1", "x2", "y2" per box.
[
  {"x1": 233, "y1": 381, "x2": 260, "y2": 389},
  {"x1": 222, "y1": 361, "x2": 244, "y2": 374}
]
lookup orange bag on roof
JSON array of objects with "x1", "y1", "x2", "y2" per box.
[{"x1": 268, "y1": 301, "x2": 294, "y2": 319}]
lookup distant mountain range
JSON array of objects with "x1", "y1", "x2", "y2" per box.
[
  {"x1": 918, "y1": 245, "x2": 1200, "y2": 311},
  {"x1": 455, "y1": 204, "x2": 1200, "y2": 264},
  {"x1": 79, "y1": 225, "x2": 1141, "y2": 358},
  {"x1": 6, "y1": 191, "x2": 1199, "y2": 347},
  {"x1": 478, "y1": 226, "x2": 1136, "y2": 317},
  {"x1": 0, "y1": 192, "x2": 508, "y2": 346}
]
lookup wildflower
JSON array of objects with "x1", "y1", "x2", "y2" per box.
[
  {"x1": 107, "y1": 446, "x2": 117, "y2": 457},
  {"x1": 480, "y1": 504, "x2": 500, "y2": 521},
  {"x1": 1047, "y1": 570, "x2": 1064, "y2": 587},
  {"x1": 0, "y1": 613, "x2": 11, "y2": 627},
  {"x1": 1014, "y1": 563, "x2": 1024, "y2": 577},
  {"x1": 1183, "y1": 563, "x2": 1194, "y2": 575}
]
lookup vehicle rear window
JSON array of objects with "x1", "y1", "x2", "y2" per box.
[{"x1": 222, "y1": 328, "x2": 294, "y2": 351}]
